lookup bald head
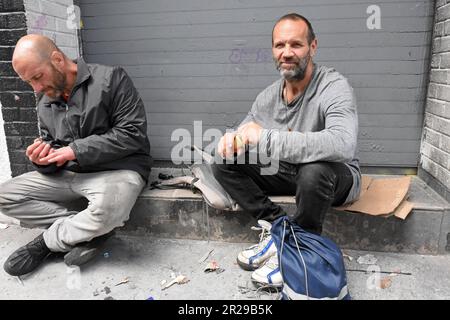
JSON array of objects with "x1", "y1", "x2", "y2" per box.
[
  {"x1": 13, "y1": 34, "x2": 61, "y2": 68},
  {"x1": 12, "y1": 34, "x2": 77, "y2": 98}
]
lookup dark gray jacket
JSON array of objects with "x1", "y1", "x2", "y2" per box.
[{"x1": 36, "y1": 58, "x2": 152, "y2": 181}]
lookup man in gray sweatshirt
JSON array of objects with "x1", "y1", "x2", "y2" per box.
[{"x1": 212, "y1": 13, "x2": 360, "y2": 287}]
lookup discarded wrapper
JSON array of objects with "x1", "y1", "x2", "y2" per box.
[
  {"x1": 204, "y1": 260, "x2": 225, "y2": 274},
  {"x1": 161, "y1": 275, "x2": 189, "y2": 290}
]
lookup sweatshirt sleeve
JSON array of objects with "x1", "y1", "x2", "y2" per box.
[{"x1": 258, "y1": 79, "x2": 358, "y2": 164}]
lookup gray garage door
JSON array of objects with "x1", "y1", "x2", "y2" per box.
[{"x1": 79, "y1": 0, "x2": 434, "y2": 167}]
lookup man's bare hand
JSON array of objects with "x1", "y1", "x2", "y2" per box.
[
  {"x1": 237, "y1": 121, "x2": 263, "y2": 146},
  {"x1": 39, "y1": 146, "x2": 76, "y2": 167},
  {"x1": 218, "y1": 132, "x2": 240, "y2": 159},
  {"x1": 26, "y1": 138, "x2": 54, "y2": 166}
]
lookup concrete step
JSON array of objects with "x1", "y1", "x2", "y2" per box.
[{"x1": 123, "y1": 168, "x2": 450, "y2": 255}]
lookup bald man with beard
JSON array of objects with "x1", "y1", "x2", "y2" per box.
[{"x1": 0, "y1": 34, "x2": 151, "y2": 276}]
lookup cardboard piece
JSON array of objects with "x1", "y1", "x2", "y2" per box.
[{"x1": 336, "y1": 176, "x2": 413, "y2": 219}]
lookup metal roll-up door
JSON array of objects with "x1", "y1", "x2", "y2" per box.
[{"x1": 80, "y1": 0, "x2": 434, "y2": 167}]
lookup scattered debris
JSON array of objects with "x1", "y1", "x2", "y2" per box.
[
  {"x1": 204, "y1": 260, "x2": 225, "y2": 274},
  {"x1": 342, "y1": 251, "x2": 353, "y2": 261},
  {"x1": 357, "y1": 254, "x2": 377, "y2": 265},
  {"x1": 0, "y1": 223, "x2": 9, "y2": 229},
  {"x1": 216, "y1": 268, "x2": 225, "y2": 274},
  {"x1": 104, "y1": 296, "x2": 115, "y2": 300},
  {"x1": 198, "y1": 249, "x2": 214, "y2": 263},
  {"x1": 237, "y1": 281, "x2": 256, "y2": 295},
  {"x1": 16, "y1": 277, "x2": 24, "y2": 286},
  {"x1": 104, "y1": 286, "x2": 111, "y2": 294},
  {"x1": 347, "y1": 268, "x2": 412, "y2": 276},
  {"x1": 147, "y1": 296, "x2": 154, "y2": 300},
  {"x1": 115, "y1": 277, "x2": 129, "y2": 286},
  {"x1": 161, "y1": 275, "x2": 190, "y2": 290},
  {"x1": 160, "y1": 279, "x2": 167, "y2": 287},
  {"x1": 204, "y1": 260, "x2": 218, "y2": 272},
  {"x1": 93, "y1": 289, "x2": 99, "y2": 296},
  {"x1": 103, "y1": 252, "x2": 110, "y2": 258},
  {"x1": 380, "y1": 276, "x2": 392, "y2": 289},
  {"x1": 14, "y1": 94, "x2": 20, "y2": 101},
  {"x1": 237, "y1": 281, "x2": 280, "y2": 300},
  {"x1": 158, "y1": 173, "x2": 174, "y2": 180}
]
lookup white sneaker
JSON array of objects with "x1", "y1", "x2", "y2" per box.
[
  {"x1": 251, "y1": 254, "x2": 283, "y2": 287},
  {"x1": 236, "y1": 220, "x2": 277, "y2": 271}
]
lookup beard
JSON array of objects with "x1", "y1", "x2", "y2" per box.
[
  {"x1": 275, "y1": 51, "x2": 310, "y2": 81},
  {"x1": 45, "y1": 64, "x2": 67, "y2": 98}
]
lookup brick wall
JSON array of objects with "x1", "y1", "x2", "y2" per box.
[
  {"x1": 419, "y1": 0, "x2": 450, "y2": 201},
  {"x1": 24, "y1": 0, "x2": 80, "y2": 59},
  {"x1": 0, "y1": 0, "x2": 80, "y2": 177}
]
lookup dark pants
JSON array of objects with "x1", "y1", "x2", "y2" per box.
[{"x1": 212, "y1": 161, "x2": 353, "y2": 235}]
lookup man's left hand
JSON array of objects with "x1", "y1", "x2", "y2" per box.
[
  {"x1": 237, "y1": 121, "x2": 263, "y2": 146},
  {"x1": 40, "y1": 146, "x2": 76, "y2": 167}
]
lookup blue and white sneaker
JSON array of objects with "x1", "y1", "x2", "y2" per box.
[
  {"x1": 251, "y1": 254, "x2": 283, "y2": 287},
  {"x1": 236, "y1": 220, "x2": 277, "y2": 271}
]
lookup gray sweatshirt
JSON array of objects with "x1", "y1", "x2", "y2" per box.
[{"x1": 241, "y1": 64, "x2": 361, "y2": 204}]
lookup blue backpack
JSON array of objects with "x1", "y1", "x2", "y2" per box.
[{"x1": 271, "y1": 216, "x2": 351, "y2": 300}]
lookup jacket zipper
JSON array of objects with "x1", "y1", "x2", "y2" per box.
[{"x1": 65, "y1": 104, "x2": 76, "y2": 140}]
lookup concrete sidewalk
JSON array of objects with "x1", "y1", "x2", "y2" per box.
[{"x1": 1, "y1": 225, "x2": 449, "y2": 300}]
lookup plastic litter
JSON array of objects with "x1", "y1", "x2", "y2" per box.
[
  {"x1": 0, "y1": 223, "x2": 8, "y2": 229},
  {"x1": 204, "y1": 260, "x2": 225, "y2": 274},
  {"x1": 161, "y1": 275, "x2": 189, "y2": 290},
  {"x1": 115, "y1": 277, "x2": 129, "y2": 286},
  {"x1": 342, "y1": 251, "x2": 353, "y2": 261},
  {"x1": 198, "y1": 249, "x2": 214, "y2": 263}
]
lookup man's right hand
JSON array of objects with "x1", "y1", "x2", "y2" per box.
[
  {"x1": 218, "y1": 132, "x2": 245, "y2": 159},
  {"x1": 26, "y1": 138, "x2": 54, "y2": 166}
]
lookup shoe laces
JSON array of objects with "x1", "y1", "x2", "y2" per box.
[
  {"x1": 248, "y1": 220, "x2": 273, "y2": 252},
  {"x1": 263, "y1": 254, "x2": 279, "y2": 270}
]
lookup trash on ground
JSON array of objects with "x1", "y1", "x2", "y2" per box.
[
  {"x1": 342, "y1": 251, "x2": 353, "y2": 261},
  {"x1": 158, "y1": 173, "x2": 174, "y2": 180},
  {"x1": 380, "y1": 276, "x2": 392, "y2": 289},
  {"x1": 204, "y1": 260, "x2": 219, "y2": 272},
  {"x1": 115, "y1": 277, "x2": 129, "y2": 286},
  {"x1": 204, "y1": 260, "x2": 225, "y2": 274},
  {"x1": 0, "y1": 223, "x2": 9, "y2": 229},
  {"x1": 103, "y1": 252, "x2": 110, "y2": 258},
  {"x1": 16, "y1": 276, "x2": 24, "y2": 286},
  {"x1": 198, "y1": 249, "x2": 214, "y2": 263},
  {"x1": 238, "y1": 281, "x2": 256, "y2": 295},
  {"x1": 357, "y1": 254, "x2": 377, "y2": 265},
  {"x1": 161, "y1": 275, "x2": 190, "y2": 290}
]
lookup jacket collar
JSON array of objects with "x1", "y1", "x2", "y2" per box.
[{"x1": 40, "y1": 57, "x2": 91, "y2": 106}]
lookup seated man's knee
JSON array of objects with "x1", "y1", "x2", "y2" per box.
[
  {"x1": 0, "y1": 182, "x2": 13, "y2": 209},
  {"x1": 87, "y1": 194, "x2": 130, "y2": 228},
  {"x1": 296, "y1": 162, "x2": 335, "y2": 191}
]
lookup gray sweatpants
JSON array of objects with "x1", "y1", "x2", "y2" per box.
[{"x1": 0, "y1": 169, "x2": 145, "y2": 252}]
